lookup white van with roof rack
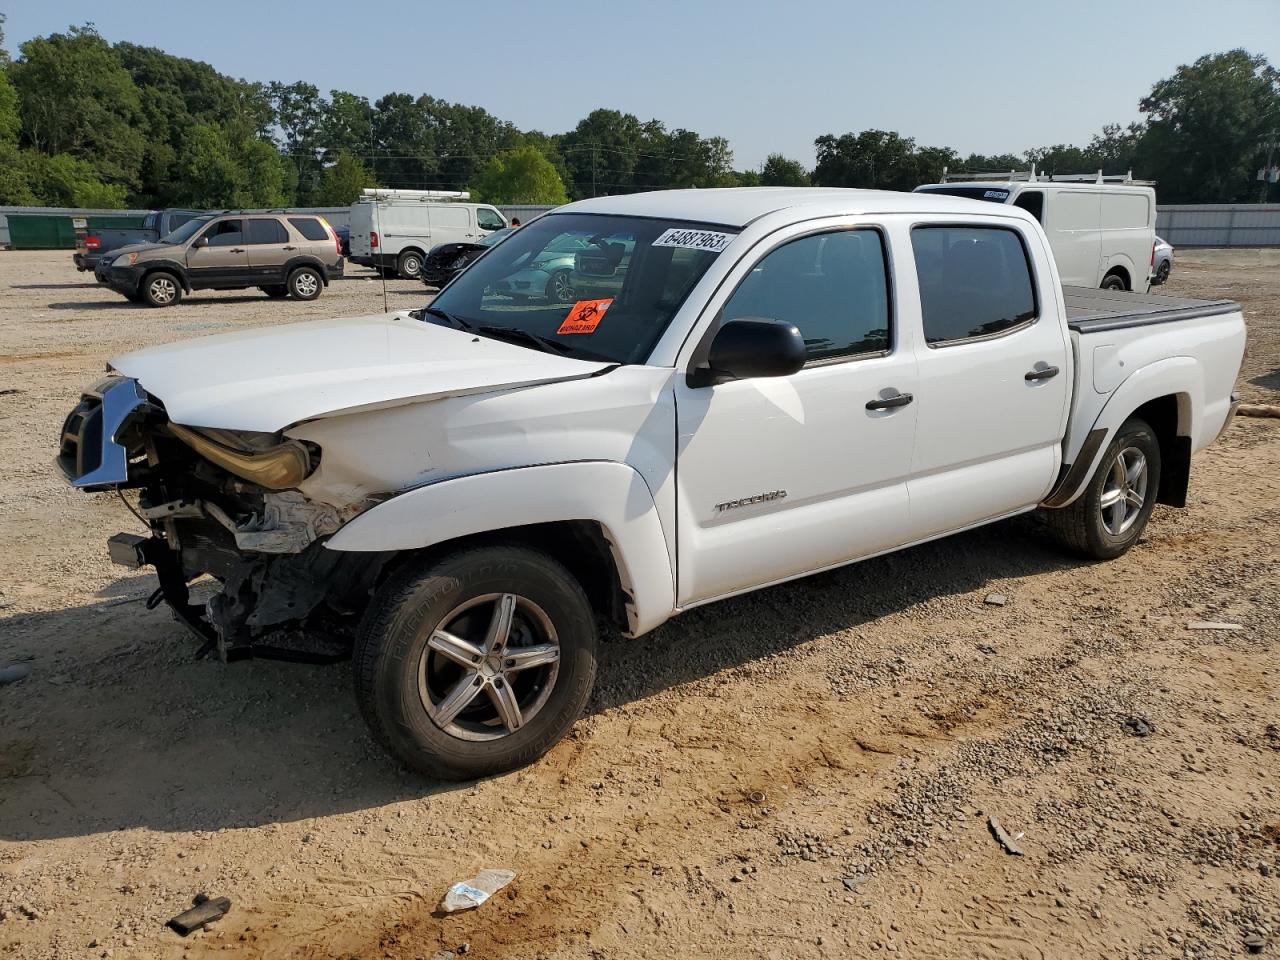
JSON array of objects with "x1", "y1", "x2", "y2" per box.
[
  {"x1": 915, "y1": 168, "x2": 1157, "y2": 292},
  {"x1": 348, "y1": 189, "x2": 508, "y2": 279}
]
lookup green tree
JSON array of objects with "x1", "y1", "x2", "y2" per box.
[
  {"x1": 1136, "y1": 50, "x2": 1279, "y2": 202},
  {"x1": 172, "y1": 122, "x2": 290, "y2": 207},
  {"x1": 0, "y1": 15, "x2": 34, "y2": 203},
  {"x1": 761, "y1": 153, "x2": 809, "y2": 186},
  {"x1": 310, "y1": 150, "x2": 374, "y2": 205},
  {"x1": 473, "y1": 146, "x2": 568, "y2": 204},
  {"x1": 21, "y1": 152, "x2": 128, "y2": 206},
  {"x1": 10, "y1": 25, "x2": 144, "y2": 191}
]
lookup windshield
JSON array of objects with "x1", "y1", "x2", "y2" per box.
[
  {"x1": 916, "y1": 186, "x2": 1013, "y2": 203},
  {"x1": 428, "y1": 213, "x2": 737, "y2": 364},
  {"x1": 162, "y1": 217, "x2": 212, "y2": 245},
  {"x1": 478, "y1": 227, "x2": 513, "y2": 247}
]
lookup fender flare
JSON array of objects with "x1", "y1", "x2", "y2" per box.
[
  {"x1": 325, "y1": 461, "x2": 676, "y2": 637},
  {"x1": 1044, "y1": 356, "x2": 1198, "y2": 508},
  {"x1": 140, "y1": 260, "x2": 192, "y2": 292},
  {"x1": 283, "y1": 255, "x2": 331, "y2": 286}
]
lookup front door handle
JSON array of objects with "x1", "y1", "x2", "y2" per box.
[
  {"x1": 283, "y1": 245, "x2": 298, "y2": 251},
  {"x1": 229, "y1": 247, "x2": 245, "y2": 253},
  {"x1": 866, "y1": 392, "x2": 914, "y2": 411},
  {"x1": 1025, "y1": 365, "x2": 1060, "y2": 382}
]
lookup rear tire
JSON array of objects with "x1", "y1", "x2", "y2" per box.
[
  {"x1": 353, "y1": 546, "x2": 598, "y2": 780},
  {"x1": 1155, "y1": 261, "x2": 1171, "y2": 284},
  {"x1": 141, "y1": 272, "x2": 182, "y2": 308},
  {"x1": 1100, "y1": 272, "x2": 1127, "y2": 291},
  {"x1": 1045, "y1": 417, "x2": 1161, "y2": 560},
  {"x1": 397, "y1": 249, "x2": 424, "y2": 280},
  {"x1": 287, "y1": 266, "x2": 322, "y2": 301}
]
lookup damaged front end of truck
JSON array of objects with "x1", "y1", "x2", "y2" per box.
[{"x1": 58, "y1": 375, "x2": 391, "y2": 662}]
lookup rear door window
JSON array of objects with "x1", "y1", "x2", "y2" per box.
[
  {"x1": 246, "y1": 219, "x2": 289, "y2": 245},
  {"x1": 910, "y1": 225, "x2": 1037, "y2": 346},
  {"x1": 288, "y1": 217, "x2": 330, "y2": 241}
]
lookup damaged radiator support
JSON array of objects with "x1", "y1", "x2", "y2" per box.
[{"x1": 115, "y1": 532, "x2": 390, "y2": 665}]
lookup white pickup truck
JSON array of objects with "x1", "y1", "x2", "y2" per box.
[{"x1": 58, "y1": 188, "x2": 1246, "y2": 779}]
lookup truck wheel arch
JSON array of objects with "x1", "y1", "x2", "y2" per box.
[
  {"x1": 325, "y1": 461, "x2": 676, "y2": 637},
  {"x1": 1046, "y1": 358, "x2": 1199, "y2": 509}
]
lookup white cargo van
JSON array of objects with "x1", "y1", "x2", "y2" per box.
[
  {"x1": 349, "y1": 189, "x2": 508, "y2": 279},
  {"x1": 915, "y1": 169, "x2": 1157, "y2": 291}
]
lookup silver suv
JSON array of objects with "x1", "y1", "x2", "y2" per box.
[{"x1": 102, "y1": 212, "x2": 345, "y2": 307}]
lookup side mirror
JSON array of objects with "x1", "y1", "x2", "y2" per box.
[
  {"x1": 687, "y1": 317, "x2": 807, "y2": 388},
  {"x1": 193, "y1": 236, "x2": 209, "y2": 249}
]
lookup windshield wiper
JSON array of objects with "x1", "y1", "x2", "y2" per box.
[
  {"x1": 476, "y1": 324, "x2": 574, "y2": 356},
  {"x1": 421, "y1": 306, "x2": 476, "y2": 332}
]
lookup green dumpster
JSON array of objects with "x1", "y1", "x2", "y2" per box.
[{"x1": 7, "y1": 214, "x2": 77, "y2": 250}]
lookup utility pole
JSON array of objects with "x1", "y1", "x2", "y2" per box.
[
  {"x1": 1260, "y1": 132, "x2": 1278, "y2": 204},
  {"x1": 592, "y1": 141, "x2": 598, "y2": 198}
]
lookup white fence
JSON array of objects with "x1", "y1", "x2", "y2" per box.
[{"x1": 1156, "y1": 204, "x2": 1280, "y2": 247}]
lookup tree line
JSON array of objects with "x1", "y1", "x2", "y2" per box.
[{"x1": 0, "y1": 19, "x2": 1275, "y2": 210}]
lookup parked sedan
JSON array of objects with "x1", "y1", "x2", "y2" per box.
[
  {"x1": 421, "y1": 228, "x2": 513, "y2": 289},
  {"x1": 1152, "y1": 236, "x2": 1173, "y2": 285}
]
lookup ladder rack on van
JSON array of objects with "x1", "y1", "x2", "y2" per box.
[
  {"x1": 358, "y1": 189, "x2": 471, "y2": 202},
  {"x1": 939, "y1": 166, "x2": 1155, "y2": 186}
]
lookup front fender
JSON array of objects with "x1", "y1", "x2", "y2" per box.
[{"x1": 325, "y1": 461, "x2": 676, "y2": 636}]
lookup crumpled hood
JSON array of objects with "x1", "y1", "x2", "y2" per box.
[{"x1": 110, "y1": 312, "x2": 612, "y2": 432}]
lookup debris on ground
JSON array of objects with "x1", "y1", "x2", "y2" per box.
[
  {"x1": 987, "y1": 816, "x2": 1024, "y2": 856},
  {"x1": 1186, "y1": 621, "x2": 1243, "y2": 631},
  {"x1": 1244, "y1": 932, "x2": 1267, "y2": 954},
  {"x1": 841, "y1": 876, "x2": 871, "y2": 893},
  {"x1": 984, "y1": 593, "x2": 1007, "y2": 607},
  {"x1": 1122, "y1": 717, "x2": 1155, "y2": 737},
  {"x1": 167, "y1": 894, "x2": 231, "y2": 936},
  {"x1": 1237, "y1": 402, "x2": 1280, "y2": 418},
  {"x1": 440, "y1": 869, "x2": 516, "y2": 913},
  {"x1": 0, "y1": 663, "x2": 32, "y2": 686}
]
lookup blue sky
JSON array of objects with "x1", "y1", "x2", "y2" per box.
[{"x1": 5, "y1": 0, "x2": 1278, "y2": 170}]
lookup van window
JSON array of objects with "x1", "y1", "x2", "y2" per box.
[
  {"x1": 477, "y1": 208, "x2": 505, "y2": 230},
  {"x1": 246, "y1": 219, "x2": 288, "y2": 245},
  {"x1": 1013, "y1": 190, "x2": 1044, "y2": 223},
  {"x1": 911, "y1": 225, "x2": 1037, "y2": 346},
  {"x1": 289, "y1": 217, "x2": 330, "y2": 241},
  {"x1": 1100, "y1": 194, "x2": 1151, "y2": 230},
  {"x1": 1051, "y1": 192, "x2": 1100, "y2": 231},
  {"x1": 431, "y1": 207, "x2": 470, "y2": 229},
  {"x1": 722, "y1": 229, "x2": 891, "y2": 362}
]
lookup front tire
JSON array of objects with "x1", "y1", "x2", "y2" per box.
[
  {"x1": 287, "y1": 266, "x2": 322, "y2": 301},
  {"x1": 1046, "y1": 417, "x2": 1161, "y2": 560},
  {"x1": 141, "y1": 272, "x2": 182, "y2": 308},
  {"x1": 545, "y1": 269, "x2": 574, "y2": 303},
  {"x1": 353, "y1": 546, "x2": 598, "y2": 780},
  {"x1": 1155, "y1": 261, "x2": 1171, "y2": 284},
  {"x1": 397, "y1": 250, "x2": 424, "y2": 279}
]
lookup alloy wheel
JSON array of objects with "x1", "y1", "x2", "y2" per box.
[
  {"x1": 418, "y1": 593, "x2": 561, "y2": 742},
  {"x1": 1099, "y1": 446, "x2": 1149, "y2": 536}
]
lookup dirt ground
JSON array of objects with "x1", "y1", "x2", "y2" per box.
[{"x1": 0, "y1": 249, "x2": 1277, "y2": 960}]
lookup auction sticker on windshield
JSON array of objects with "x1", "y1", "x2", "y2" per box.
[
  {"x1": 557, "y1": 298, "x2": 613, "y2": 335},
  {"x1": 652, "y1": 228, "x2": 734, "y2": 253}
]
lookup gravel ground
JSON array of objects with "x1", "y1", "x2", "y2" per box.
[{"x1": 0, "y1": 249, "x2": 1277, "y2": 960}]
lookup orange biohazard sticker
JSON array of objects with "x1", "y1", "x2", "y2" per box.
[{"x1": 557, "y1": 298, "x2": 612, "y2": 335}]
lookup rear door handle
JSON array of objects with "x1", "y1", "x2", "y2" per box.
[
  {"x1": 230, "y1": 248, "x2": 245, "y2": 253},
  {"x1": 283, "y1": 245, "x2": 298, "y2": 251},
  {"x1": 1025, "y1": 365, "x2": 1060, "y2": 382},
  {"x1": 866, "y1": 392, "x2": 914, "y2": 411}
]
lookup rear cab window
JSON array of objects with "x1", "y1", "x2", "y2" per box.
[{"x1": 910, "y1": 225, "x2": 1037, "y2": 346}]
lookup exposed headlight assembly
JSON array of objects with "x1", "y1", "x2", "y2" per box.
[
  {"x1": 114, "y1": 253, "x2": 138, "y2": 267},
  {"x1": 169, "y1": 424, "x2": 315, "y2": 490}
]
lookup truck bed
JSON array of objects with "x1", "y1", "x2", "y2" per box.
[{"x1": 1064, "y1": 286, "x2": 1239, "y2": 334}]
